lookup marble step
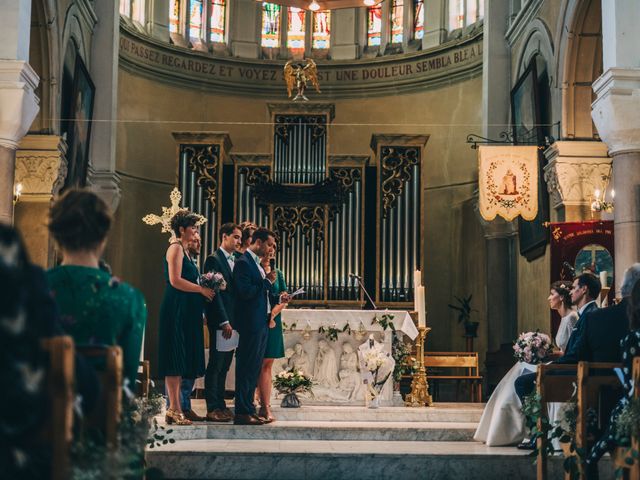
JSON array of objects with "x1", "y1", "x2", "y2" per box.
[
  {"x1": 166, "y1": 420, "x2": 478, "y2": 442},
  {"x1": 184, "y1": 400, "x2": 484, "y2": 423},
  {"x1": 147, "y1": 439, "x2": 611, "y2": 480}
]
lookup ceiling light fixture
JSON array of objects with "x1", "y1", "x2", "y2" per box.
[
  {"x1": 363, "y1": 0, "x2": 375, "y2": 5},
  {"x1": 309, "y1": 0, "x2": 320, "y2": 10}
]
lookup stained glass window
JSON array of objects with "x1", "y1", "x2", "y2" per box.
[
  {"x1": 312, "y1": 11, "x2": 330, "y2": 49},
  {"x1": 189, "y1": 0, "x2": 203, "y2": 40},
  {"x1": 287, "y1": 7, "x2": 306, "y2": 50},
  {"x1": 132, "y1": 0, "x2": 145, "y2": 24},
  {"x1": 169, "y1": 0, "x2": 180, "y2": 33},
  {"x1": 210, "y1": 0, "x2": 226, "y2": 43},
  {"x1": 261, "y1": 3, "x2": 281, "y2": 48},
  {"x1": 413, "y1": 0, "x2": 424, "y2": 40},
  {"x1": 119, "y1": 0, "x2": 131, "y2": 16},
  {"x1": 465, "y1": 0, "x2": 477, "y2": 26},
  {"x1": 448, "y1": 0, "x2": 464, "y2": 30},
  {"x1": 390, "y1": 0, "x2": 404, "y2": 43},
  {"x1": 367, "y1": 5, "x2": 382, "y2": 46}
]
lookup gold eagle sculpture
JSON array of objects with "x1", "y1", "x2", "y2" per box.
[{"x1": 284, "y1": 59, "x2": 321, "y2": 101}]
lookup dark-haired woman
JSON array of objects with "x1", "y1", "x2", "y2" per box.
[
  {"x1": 46, "y1": 189, "x2": 146, "y2": 386},
  {"x1": 474, "y1": 282, "x2": 576, "y2": 446},
  {"x1": 158, "y1": 211, "x2": 214, "y2": 425}
]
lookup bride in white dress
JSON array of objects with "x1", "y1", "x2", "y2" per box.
[{"x1": 474, "y1": 281, "x2": 578, "y2": 446}]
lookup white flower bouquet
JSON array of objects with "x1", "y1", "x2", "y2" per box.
[{"x1": 513, "y1": 330, "x2": 553, "y2": 364}]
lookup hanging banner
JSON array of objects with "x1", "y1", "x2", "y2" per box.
[{"x1": 478, "y1": 145, "x2": 539, "y2": 221}]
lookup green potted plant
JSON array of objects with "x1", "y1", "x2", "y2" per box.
[{"x1": 448, "y1": 294, "x2": 479, "y2": 338}]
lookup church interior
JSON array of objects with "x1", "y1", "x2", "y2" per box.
[{"x1": 2, "y1": 0, "x2": 640, "y2": 478}]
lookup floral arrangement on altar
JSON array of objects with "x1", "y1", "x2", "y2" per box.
[
  {"x1": 318, "y1": 322, "x2": 350, "y2": 341},
  {"x1": 513, "y1": 330, "x2": 553, "y2": 364},
  {"x1": 200, "y1": 271, "x2": 227, "y2": 293},
  {"x1": 362, "y1": 349, "x2": 394, "y2": 408},
  {"x1": 273, "y1": 367, "x2": 313, "y2": 407}
]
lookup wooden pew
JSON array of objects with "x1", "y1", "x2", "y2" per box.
[
  {"x1": 423, "y1": 352, "x2": 483, "y2": 402},
  {"x1": 76, "y1": 345, "x2": 123, "y2": 446},
  {"x1": 613, "y1": 356, "x2": 640, "y2": 480},
  {"x1": 577, "y1": 362, "x2": 624, "y2": 478},
  {"x1": 138, "y1": 359, "x2": 151, "y2": 398},
  {"x1": 40, "y1": 336, "x2": 75, "y2": 480},
  {"x1": 535, "y1": 363, "x2": 577, "y2": 480}
]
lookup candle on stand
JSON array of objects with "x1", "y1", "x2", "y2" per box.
[
  {"x1": 416, "y1": 285, "x2": 426, "y2": 328},
  {"x1": 599, "y1": 270, "x2": 607, "y2": 289},
  {"x1": 413, "y1": 269, "x2": 422, "y2": 312}
]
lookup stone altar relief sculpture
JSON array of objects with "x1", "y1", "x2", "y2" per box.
[
  {"x1": 273, "y1": 347, "x2": 294, "y2": 379},
  {"x1": 313, "y1": 340, "x2": 338, "y2": 388},
  {"x1": 288, "y1": 343, "x2": 310, "y2": 374}
]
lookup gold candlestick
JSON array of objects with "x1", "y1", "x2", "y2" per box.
[{"x1": 405, "y1": 326, "x2": 433, "y2": 407}]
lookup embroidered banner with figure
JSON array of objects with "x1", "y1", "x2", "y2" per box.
[{"x1": 478, "y1": 145, "x2": 539, "y2": 222}]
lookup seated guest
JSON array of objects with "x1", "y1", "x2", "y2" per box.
[
  {"x1": 0, "y1": 224, "x2": 98, "y2": 479},
  {"x1": 47, "y1": 189, "x2": 147, "y2": 386},
  {"x1": 515, "y1": 273, "x2": 601, "y2": 403},
  {"x1": 585, "y1": 264, "x2": 640, "y2": 474},
  {"x1": 474, "y1": 281, "x2": 577, "y2": 446}
]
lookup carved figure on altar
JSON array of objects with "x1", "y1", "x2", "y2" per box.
[
  {"x1": 273, "y1": 347, "x2": 294, "y2": 379},
  {"x1": 333, "y1": 342, "x2": 365, "y2": 401},
  {"x1": 313, "y1": 340, "x2": 338, "y2": 388},
  {"x1": 500, "y1": 169, "x2": 518, "y2": 195},
  {"x1": 288, "y1": 343, "x2": 310, "y2": 374}
]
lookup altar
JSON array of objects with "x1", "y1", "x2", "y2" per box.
[{"x1": 273, "y1": 309, "x2": 418, "y2": 407}]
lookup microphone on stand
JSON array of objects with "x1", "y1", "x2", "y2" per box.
[{"x1": 349, "y1": 273, "x2": 377, "y2": 310}]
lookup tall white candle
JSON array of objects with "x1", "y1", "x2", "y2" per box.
[
  {"x1": 414, "y1": 269, "x2": 422, "y2": 288},
  {"x1": 416, "y1": 285, "x2": 426, "y2": 328},
  {"x1": 599, "y1": 271, "x2": 607, "y2": 288}
]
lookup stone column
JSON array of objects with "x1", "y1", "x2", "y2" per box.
[
  {"x1": 543, "y1": 141, "x2": 611, "y2": 222},
  {"x1": 0, "y1": 0, "x2": 40, "y2": 225},
  {"x1": 422, "y1": 0, "x2": 445, "y2": 49},
  {"x1": 331, "y1": 8, "x2": 359, "y2": 60},
  {"x1": 149, "y1": 0, "x2": 170, "y2": 42},
  {"x1": 591, "y1": 0, "x2": 640, "y2": 295},
  {"x1": 14, "y1": 135, "x2": 67, "y2": 267},
  {"x1": 229, "y1": 0, "x2": 261, "y2": 58},
  {"x1": 89, "y1": 0, "x2": 121, "y2": 212}
]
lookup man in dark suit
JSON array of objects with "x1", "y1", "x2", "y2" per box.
[
  {"x1": 514, "y1": 273, "x2": 601, "y2": 449},
  {"x1": 203, "y1": 223, "x2": 242, "y2": 422},
  {"x1": 233, "y1": 227, "x2": 289, "y2": 425}
]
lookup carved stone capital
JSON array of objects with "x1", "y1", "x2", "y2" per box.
[
  {"x1": 0, "y1": 61, "x2": 40, "y2": 149},
  {"x1": 15, "y1": 135, "x2": 68, "y2": 199},
  {"x1": 542, "y1": 141, "x2": 611, "y2": 210},
  {"x1": 87, "y1": 168, "x2": 122, "y2": 212},
  {"x1": 592, "y1": 68, "x2": 640, "y2": 156}
]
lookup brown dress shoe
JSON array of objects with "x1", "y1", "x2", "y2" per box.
[
  {"x1": 234, "y1": 414, "x2": 264, "y2": 425},
  {"x1": 183, "y1": 409, "x2": 205, "y2": 422},
  {"x1": 206, "y1": 410, "x2": 232, "y2": 422},
  {"x1": 222, "y1": 408, "x2": 234, "y2": 419}
]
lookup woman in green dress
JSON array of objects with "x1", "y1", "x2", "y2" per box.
[
  {"x1": 158, "y1": 211, "x2": 214, "y2": 425},
  {"x1": 46, "y1": 189, "x2": 147, "y2": 388},
  {"x1": 257, "y1": 242, "x2": 287, "y2": 422}
]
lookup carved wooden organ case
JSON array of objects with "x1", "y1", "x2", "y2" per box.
[{"x1": 173, "y1": 105, "x2": 425, "y2": 308}]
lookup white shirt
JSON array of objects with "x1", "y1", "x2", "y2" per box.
[
  {"x1": 219, "y1": 247, "x2": 235, "y2": 272},
  {"x1": 246, "y1": 249, "x2": 270, "y2": 314}
]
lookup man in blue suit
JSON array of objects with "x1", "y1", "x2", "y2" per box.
[{"x1": 233, "y1": 227, "x2": 289, "y2": 425}]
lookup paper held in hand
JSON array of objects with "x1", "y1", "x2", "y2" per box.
[
  {"x1": 289, "y1": 287, "x2": 305, "y2": 298},
  {"x1": 216, "y1": 329, "x2": 239, "y2": 351}
]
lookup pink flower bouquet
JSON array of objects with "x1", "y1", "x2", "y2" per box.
[{"x1": 513, "y1": 330, "x2": 552, "y2": 364}]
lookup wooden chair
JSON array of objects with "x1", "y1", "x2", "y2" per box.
[
  {"x1": 137, "y1": 359, "x2": 150, "y2": 398},
  {"x1": 613, "y1": 356, "x2": 640, "y2": 480},
  {"x1": 40, "y1": 336, "x2": 75, "y2": 480},
  {"x1": 535, "y1": 363, "x2": 577, "y2": 480},
  {"x1": 76, "y1": 345, "x2": 123, "y2": 446},
  {"x1": 423, "y1": 351, "x2": 483, "y2": 402}
]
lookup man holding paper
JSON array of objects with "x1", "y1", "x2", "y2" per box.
[{"x1": 203, "y1": 223, "x2": 242, "y2": 422}]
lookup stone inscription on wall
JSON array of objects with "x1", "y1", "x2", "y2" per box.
[{"x1": 119, "y1": 28, "x2": 483, "y2": 97}]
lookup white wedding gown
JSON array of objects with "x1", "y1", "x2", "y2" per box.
[{"x1": 473, "y1": 312, "x2": 578, "y2": 446}]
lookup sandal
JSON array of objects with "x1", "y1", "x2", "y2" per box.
[{"x1": 165, "y1": 408, "x2": 193, "y2": 425}]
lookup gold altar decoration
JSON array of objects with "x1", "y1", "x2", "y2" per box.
[
  {"x1": 284, "y1": 59, "x2": 321, "y2": 102},
  {"x1": 478, "y1": 145, "x2": 539, "y2": 222},
  {"x1": 405, "y1": 326, "x2": 433, "y2": 407},
  {"x1": 142, "y1": 187, "x2": 207, "y2": 242}
]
